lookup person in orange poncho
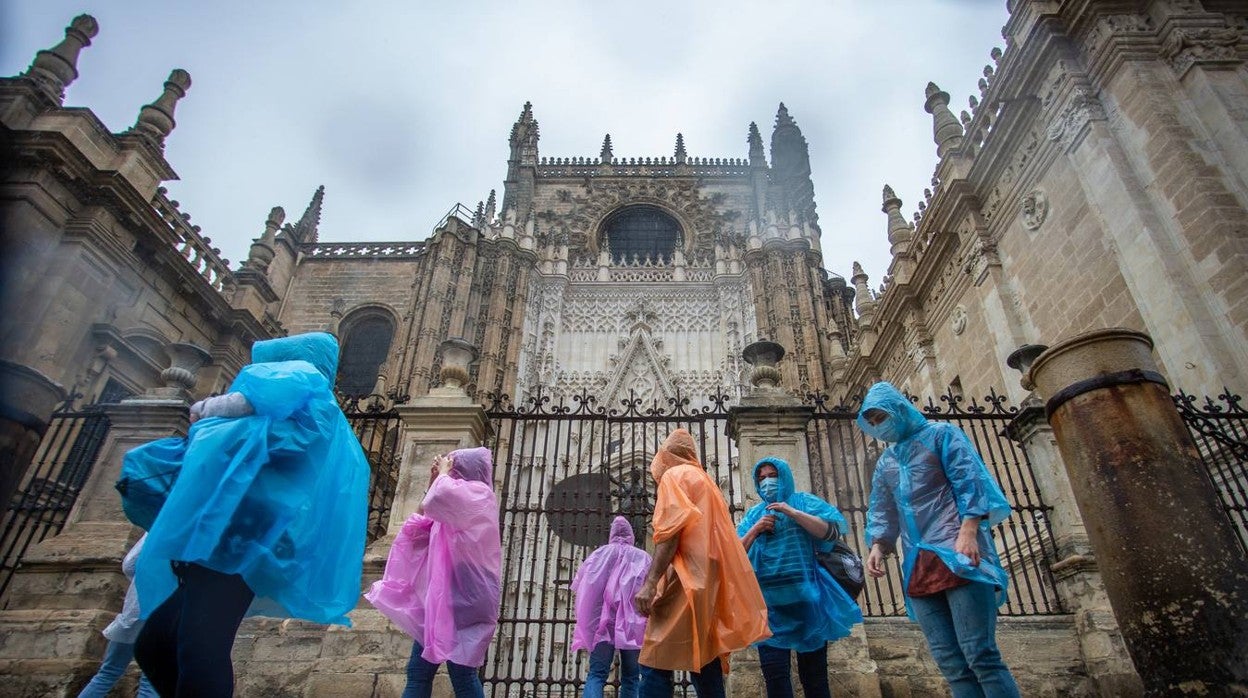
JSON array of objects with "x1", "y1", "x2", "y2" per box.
[{"x1": 633, "y1": 429, "x2": 770, "y2": 697}]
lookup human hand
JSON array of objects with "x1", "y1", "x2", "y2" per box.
[
  {"x1": 753, "y1": 514, "x2": 777, "y2": 536},
  {"x1": 634, "y1": 580, "x2": 657, "y2": 617},
  {"x1": 765, "y1": 502, "x2": 795, "y2": 517},
  {"x1": 866, "y1": 543, "x2": 888, "y2": 578},
  {"x1": 189, "y1": 400, "x2": 205, "y2": 424},
  {"x1": 955, "y1": 528, "x2": 981, "y2": 567}
]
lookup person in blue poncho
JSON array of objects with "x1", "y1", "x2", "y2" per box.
[
  {"x1": 857, "y1": 382, "x2": 1020, "y2": 698},
  {"x1": 127, "y1": 332, "x2": 370, "y2": 697},
  {"x1": 737, "y1": 456, "x2": 862, "y2": 698}
]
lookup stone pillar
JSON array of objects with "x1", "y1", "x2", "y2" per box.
[
  {"x1": 0, "y1": 346, "x2": 201, "y2": 696},
  {"x1": 0, "y1": 360, "x2": 66, "y2": 514},
  {"x1": 1025, "y1": 328, "x2": 1248, "y2": 694},
  {"x1": 304, "y1": 339, "x2": 489, "y2": 698},
  {"x1": 1003, "y1": 384, "x2": 1143, "y2": 696},
  {"x1": 728, "y1": 340, "x2": 882, "y2": 698}
]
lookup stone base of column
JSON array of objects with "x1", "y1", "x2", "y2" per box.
[{"x1": 1051, "y1": 556, "x2": 1144, "y2": 697}]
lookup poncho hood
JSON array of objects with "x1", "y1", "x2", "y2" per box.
[
  {"x1": 752, "y1": 456, "x2": 796, "y2": 503},
  {"x1": 449, "y1": 446, "x2": 492, "y2": 485},
  {"x1": 609, "y1": 515, "x2": 635, "y2": 545},
  {"x1": 857, "y1": 381, "x2": 928, "y2": 442},
  {"x1": 649, "y1": 429, "x2": 700, "y2": 482},
  {"x1": 251, "y1": 332, "x2": 339, "y2": 381}
]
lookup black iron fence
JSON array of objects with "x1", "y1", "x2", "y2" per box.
[
  {"x1": 482, "y1": 388, "x2": 732, "y2": 697},
  {"x1": 1174, "y1": 389, "x2": 1248, "y2": 556},
  {"x1": 339, "y1": 393, "x2": 404, "y2": 544},
  {"x1": 0, "y1": 406, "x2": 111, "y2": 599},
  {"x1": 804, "y1": 389, "x2": 1065, "y2": 618}
]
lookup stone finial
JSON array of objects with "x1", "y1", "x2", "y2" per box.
[
  {"x1": 851, "y1": 261, "x2": 876, "y2": 316},
  {"x1": 924, "y1": 82, "x2": 964, "y2": 158},
  {"x1": 437, "y1": 338, "x2": 478, "y2": 392},
  {"x1": 144, "y1": 342, "x2": 211, "y2": 401},
  {"x1": 24, "y1": 14, "x2": 98, "y2": 103},
  {"x1": 485, "y1": 189, "x2": 497, "y2": 223},
  {"x1": 742, "y1": 340, "x2": 785, "y2": 391},
  {"x1": 747, "y1": 122, "x2": 766, "y2": 167},
  {"x1": 600, "y1": 134, "x2": 614, "y2": 163},
  {"x1": 131, "y1": 69, "x2": 192, "y2": 147},
  {"x1": 882, "y1": 184, "x2": 912, "y2": 251},
  {"x1": 960, "y1": 110, "x2": 973, "y2": 127},
  {"x1": 774, "y1": 102, "x2": 795, "y2": 129},
  {"x1": 674, "y1": 133, "x2": 687, "y2": 164},
  {"x1": 245, "y1": 206, "x2": 285, "y2": 271},
  {"x1": 292, "y1": 185, "x2": 324, "y2": 243},
  {"x1": 509, "y1": 100, "x2": 539, "y2": 160}
]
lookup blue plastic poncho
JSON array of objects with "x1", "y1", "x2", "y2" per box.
[
  {"x1": 737, "y1": 457, "x2": 862, "y2": 651},
  {"x1": 859, "y1": 382, "x2": 1012, "y2": 620},
  {"x1": 132, "y1": 332, "x2": 370, "y2": 626}
]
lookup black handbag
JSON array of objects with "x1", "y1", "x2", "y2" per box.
[{"x1": 816, "y1": 535, "x2": 866, "y2": 600}]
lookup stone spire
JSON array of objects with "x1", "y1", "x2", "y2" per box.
[
  {"x1": 851, "y1": 261, "x2": 877, "y2": 318},
  {"x1": 924, "y1": 82, "x2": 964, "y2": 158},
  {"x1": 747, "y1": 122, "x2": 766, "y2": 167},
  {"x1": 508, "y1": 101, "x2": 539, "y2": 164},
  {"x1": 882, "y1": 185, "x2": 913, "y2": 254},
  {"x1": 674, "y1": 133, "x2": 687, "y2": 164},
  {"x1": 485, "y1": 189, "x2": 497, "y2": 223},
  {"x1": 128, "y1": 69, "x2": 192, "y2": 148},
  {"x1": 292, "y1": 185, "x2": 324, "y2": 243},
  {"x1": 503, "y1": 102, "x2": 539, "y2": 216},
  {"x1": 245, "y1": 206, "x2": 285, "y2": 272},
  {"x1": 600, "y1": 134, "x2": 613, "y2": 163},
  {"x1": 24, "y1": 14, "x2": 98, "y2": 103},
  {"x1": 769, "y1": 103, "x2": 816, "y2": 225}
]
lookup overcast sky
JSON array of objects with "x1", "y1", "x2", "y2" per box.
[{"x1": 3, "y1": 1, "x2": 1009, "y2": 283}]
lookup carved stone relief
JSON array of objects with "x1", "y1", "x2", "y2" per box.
[
  {"x1": 951, "y1": 305, "x2": 969, "y2": 336},
  {"x1": 1020, "y1": 190, "x2": 1049, "y2": 231}
]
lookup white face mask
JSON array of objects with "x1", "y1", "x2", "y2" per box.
[{"x1": 863, "y1": 414, "x2": 903, "y2": 443}]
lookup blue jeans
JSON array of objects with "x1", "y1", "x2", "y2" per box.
[
  {"x1": 756, "y1": 643, "x2": 830, "y2": 698},
  {"x1": 77, "y1": 640, "x2": 159, "y2": 698},
  {"x1": 638, "y1": 657, "x2": 724, "y2": 698},
  {"x1": 909, "y1": 582, "x2": 1021, "y2": 698},
  {"x1": 403, "y1": 641, "x2": 484, "y2": 698},
  {"x1": 584, "y1": 641, "x2": 640, "y2": 698}
]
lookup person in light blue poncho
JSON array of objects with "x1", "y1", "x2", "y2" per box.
[
  {"x1": 129, "y1": 332, "x2": 370, "y2": 697},
  {"x1": 858, "y1": 381, "x2": 1020, "y2": 698},
  {"x1": 737, "y1": 456, "x2": 862, "y2": 698}
]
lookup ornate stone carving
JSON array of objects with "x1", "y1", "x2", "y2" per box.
[
  {"x1": 950, "y1": 305, "x2": 969, "y2": 336},
  {"x1": 1020, "y1": 190, "x2": 1049, "y2": 230},
  {"x1": 1160, "y1": 27, "x2": 1242, "y2": 76},
  {"x1": 1047, "y1": 88, "x2": 1106, "y2": 150}
]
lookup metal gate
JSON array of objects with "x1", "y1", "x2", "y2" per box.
[
  {"x1": 1174, "y1": 389, "x2": 1248, "y2": 555},
  {"x1": 482, "y1": 388, "x2": 736, "y2": 697},
  {"x1": 339, "y1": 393, "x2": 404, "y2": 545},
  {"x1": 804, "y1": 389, "x2": 1065, "y2": 618},
  {"x1": 0, "y1": 405, "x2": 111, "y2": 599}
]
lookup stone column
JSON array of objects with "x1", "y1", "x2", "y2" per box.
[
  {"x1": 305, "y1": 339, "x2": 490, "y2": 698},
  {"x1": 728, "y1": 341, "x2": 882, "y2": 698},
  {"x1": 1025, "y1": 328, "x2": 1248, "y2": 694},
  {"x1": 0, "y1": 360, "x2": 66, "y2": 514},
  {"x1": 1003, "y1": 344, "x2": 1143, "y2": 696},
  {"x1": 0, "y1": 344, "x2": 204, "y2": 696}
]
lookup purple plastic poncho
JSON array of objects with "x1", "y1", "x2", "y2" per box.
[
  {"x1": 570, "y1": 516, "x2": 652, "y2": 653},
  {"x1": 365, "y1": 447, "x2": 501, "y2": 667}
]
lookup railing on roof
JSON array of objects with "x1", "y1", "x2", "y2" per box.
[
  {"x1": 302, "y1": 241, "x2": 426, "y2": 259},
  {"x1": 536, "y1": 156, "x2": 751, "y2": 178},
  {"x1": 152, "y1": 188, "x2": 234, "y2": 293}
]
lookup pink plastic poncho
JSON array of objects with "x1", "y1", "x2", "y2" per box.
[
  {"x1": 365, "y1": 447, "x2": 501, "y2": 667},
  {"x1": 570, "y1": 516, "x2": 652, "y2": 653}
]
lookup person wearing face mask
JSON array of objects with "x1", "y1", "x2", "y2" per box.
[
  {"x1": 738, "y1": 457, "x2": 862, "y2": 698},
  {"x1": 857, "y1": 382, "x2": 1020, "y2": 698},
  {"x1": 365, "y1": 447, "x2": 501, "y2": 698}
]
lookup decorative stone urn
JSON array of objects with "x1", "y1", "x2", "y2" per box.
[
  {"x1": 742, "y1": 340, "x2": 785, "y2": 390},
  {"x1": 438, "y1": 338, "x2": 478, "y2": 392},
  {"x1": 142, "y1": 342, "x2": 211, "y2": 401}
]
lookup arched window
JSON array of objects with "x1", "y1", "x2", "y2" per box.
[
  {"x1": 337, "y1": 311, "x2": 395, "y2": 395},
  {"x1": 601, "y1": 205, "x2": 682, "y2": 264}
]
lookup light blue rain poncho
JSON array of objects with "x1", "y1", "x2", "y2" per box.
[
  {"x1": 859, "y1": 382, "x2": 1012, "y2": 619},
  {"x1": 131, "y1": 332, "x2": 370, "y2": 626},
  {"x1": 736, "y1": 457, "x2": 862, "y2": 652}
]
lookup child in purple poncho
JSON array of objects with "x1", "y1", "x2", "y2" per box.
[
  {"x1": 570, "y1": 516, "x2": 652, "y2": 698},
  {"x1": 365, "y1": 447, "x2": 501, "y2": 698}
]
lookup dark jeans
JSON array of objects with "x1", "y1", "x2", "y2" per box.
[
  {"x1": 909, "y1": 582, "x2": 1020, "y2": 698},
  {"x1": 585, "y1": 641, "x2": 640, "y2": 698},
  {"x1": 402, "y1": 641, "x2": 484, "y2": 698},
  {"x1": 638, "y1": 657, "x2": 724, "y2": 698},
  {"x1": 757, "y1": 643, "x2": 831, "y2": 698},
  {"x1": 134, "y1": 563, "x2": 255, "y2": 697}
]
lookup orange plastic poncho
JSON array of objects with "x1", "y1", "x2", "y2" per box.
[{"x1": 639, "y1": 429, "x2": 771, "y2": 672}]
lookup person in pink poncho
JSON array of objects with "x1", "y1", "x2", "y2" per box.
[
  {"x1": 571, "y1": 515, "x2": 652, "y2": 698},
  {"x1": 365, "y1": 447, "x2": 501, "y2": 698}
]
